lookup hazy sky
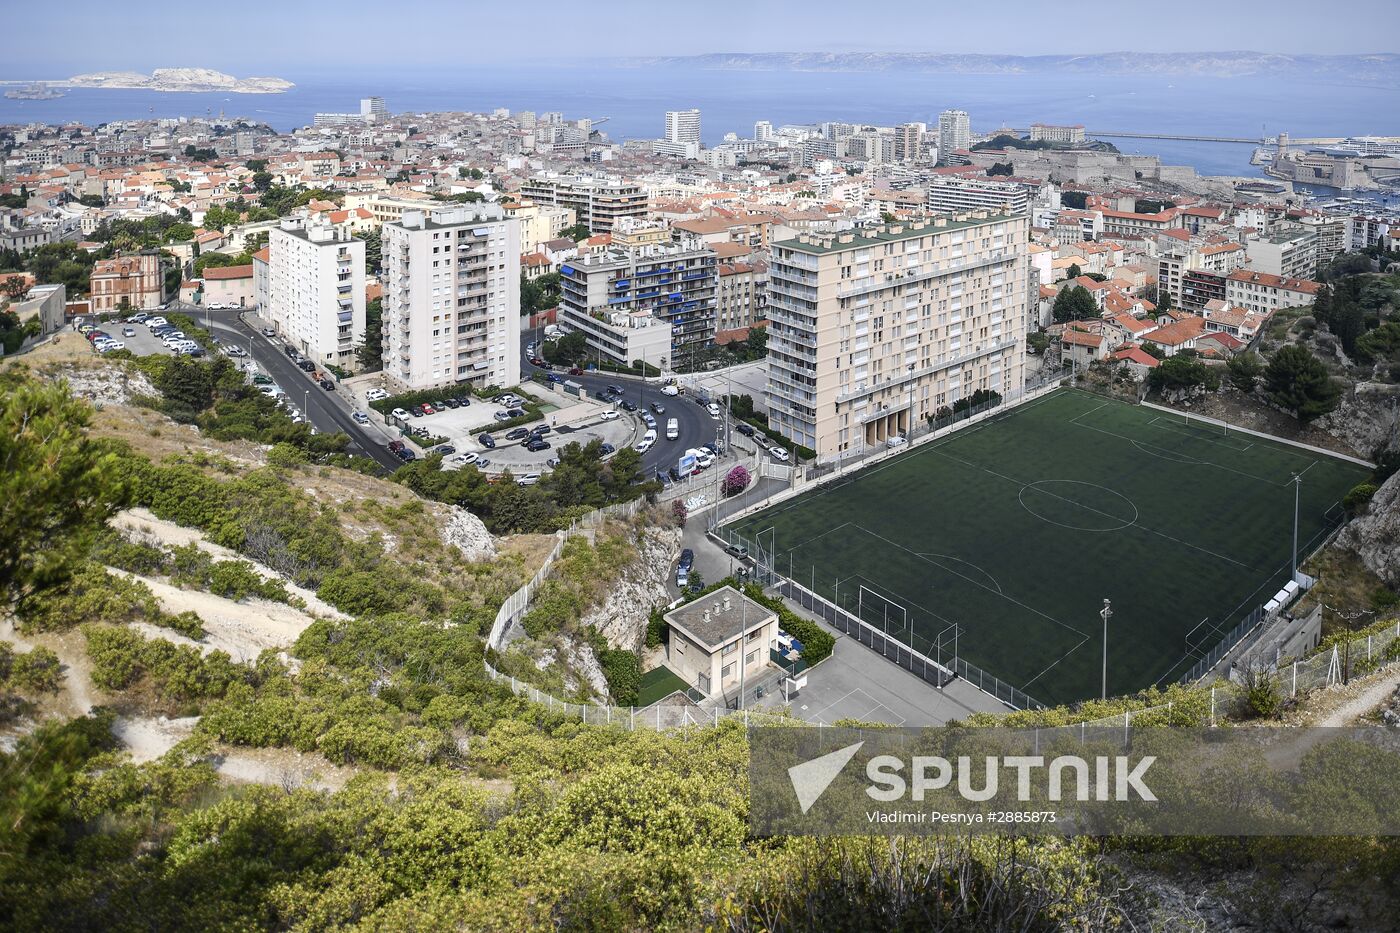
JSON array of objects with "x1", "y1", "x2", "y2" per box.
[{"x1": 7, "y1": 0, "x2": 1399, "y2": 75}]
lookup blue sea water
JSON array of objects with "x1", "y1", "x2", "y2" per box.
[{"x1": 4, "y1": 64, "x2": 1398, "y2": 181}]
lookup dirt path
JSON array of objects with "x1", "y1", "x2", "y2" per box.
[
  {"x1": 112, "y1": 509, "x2": 347, "y2": 620},
  {"x1": 111, "y1": 715, "x2": 200, "y2": 763},
  {"x1": 108, "y1": 568, "x2": 317, "y2": 663},
  {"x1": 1314, "y1": 666, "x2": 1400, "y2": 727}
]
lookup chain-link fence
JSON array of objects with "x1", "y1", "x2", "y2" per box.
[{"x1": 1274, "y1": 620, "x2": 1400, "y2": 697}]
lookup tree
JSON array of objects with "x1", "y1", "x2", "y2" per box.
[
  {"x1": 987, "y1": 162, "x2": 1013, "y2": 176},
  {"x1": 1147, "y1": 355, "x2": 1219, "y2": 394},
  {"x1": 1052, "y1": 285, "x2": 1096, "y2": 323},
  {"x1": 1226, "y1": 352, "x2": 1264, "y2": 392},
  {"x1": 1061, "y1": 191, "x2": 1088, "y2": 210},
  {"x1": 743, "y1": 325, "x2": 768, "y2": 359},
  {"x1": 544, "y1": 330, "x2": 588, "y2": 366},
  {"x1": 558, "y1": 223, "x2": 591, "y2": 243},
  {"x1": 1140, "y1": 341, "x2": 1166, "y2": 360},
  {"x1": 1066, "y1": 263, "x2": 1082, "y2": 280},
  {"x1": 521, "y1": 272, "x2": 561, "y2": 315},
  {"x1": 0, "y1": 377, "x2": 123, "y2": 611},
  {"x1": 722, "y1": 465, "x2": 751, "y2": 497},
  {"x1": 251, "y1": 171, "x2": 273, "y2": 192},
  {"x1": 1026, "y1": 331, "x2": 1050, "y2": 354},
  {"x1": 1265, "y1": 344, "x2": 1340, "y2": 423},
  {"x1": 357, "y1": 297, "x2": 383, "y2": 372}
]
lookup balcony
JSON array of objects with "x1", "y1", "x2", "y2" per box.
[
  {"x1": 834, "y1": 336, "x2": 1019, "y2": 404},
  {"x1": 837, "y1": 251, "x2": 1015, "y2": 300}
]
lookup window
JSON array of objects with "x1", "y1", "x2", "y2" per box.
[
  {"x1": 721, "y1": 662, "x2": 735, "y2": 680},
  {"x1": 673, "y1": 640, "x2": 684, "y2": 655},
  {"x1": 746, "y1": 649, "x2": 758, "y2": 666},
  {"x1": 721, "y1": 641, "x2": 738, "y2": 656}
]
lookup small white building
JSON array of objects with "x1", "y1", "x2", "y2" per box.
[{"x1": 663, "y1": 586, "x2": 778, "y2": 701}]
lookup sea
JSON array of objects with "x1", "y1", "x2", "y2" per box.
[{"x1": 4, "y1": 64, "x2": 1399, "y2": 191}]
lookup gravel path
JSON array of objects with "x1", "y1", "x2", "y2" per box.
[{"x1": 1316, "y1": 667, "x2": 1400, "y2": 727}]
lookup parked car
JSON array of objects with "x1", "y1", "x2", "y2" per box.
[
  {"x1": 599, "y1": 443, "x2": 615, "y2": 455},
  {"x1": 678, "y1": 548, "x2": 694, "y2": 570},
  {"x1": 476, "y1": 457, "x2": 490, "y2": 468},
  {"x1": 261, "y1": 327, "x2": 275, "y2": 337},
  {"x1": 478, "y1": 433, "x2": 496, "y2": 449},
  {"x1": 620, "y1": 400, "x2": 638, "y2": 412},
  {"x1": 886, "y1": 435, "x2": 908, "y2": 448},
  {"x1": 433, "y1": 444, "x2": 456, "y2": 456},
  {"x1": 676, "y1": 565, "x2": 689, "y2": 588},
  {"x1": 493, "y1": 410, "x2": 510, "y2": 422},
  {"x1": 506, "y1": 407, "x2": 526, "y2": 418},
  {"x1": 452, "y1": 395, "x2": 471, "y2": 406},
  {"x1": 121, "y1": 327, "x2": 136, "y2": 337},
  {"x1": 224, "y1": 345, "x2": 246, "y2": 357},
  {"x1": 409, "y1": 408, "x2": 423, "y2": 417},
  {"x1": 546, "y1": 373, "x2": 564, "y2": 384},
  {"x1": 419, "y1": 403, "x2": 435, "y2": 415},
  {"x1": 568, "y1": 367, "x2": 583, "y2": 376},
  {"x1": 532, "y1": 424, "x2": 552, "y2": 436},
  {"x1": 98, "y1": 341, "x2": 126, "y2": 352},
  {"x1": 443, "y1": 397, "x2": 459, "y2": 409},
  {"x1": 707, "y1": 403, "x2": 721, "y2": 420},
  {"x1": 599, "y1": 410, "x2": 619, "y2": 421},
  {"x1": 725, "y1": 542, "x2": 750, "y2": 560},
  {"x1": 364, "y1": 388, "x2": 388, "y2": 402},
  {"x1": 641, "y1": 413, "x2": 656, "y2": 428},
  {"x1": 634, "y1": 439, "x2": 654, "y2": 454},
  {"x1": 736, "y1": 423, "x2": 756, "y2": 437},
  {"x1": 517, "y1": 473, "x2": 541, "y2": 487},
  {"x1": 529, "y1": 356, "x2": 546, "y2": 367},
  {"x1": 768, "y1": 446, "x2": 791, "y2": 462},
  {"x1": 506, "y1": 427, "x2": 530, "y2": 441},
  {"x1": 661, "y1": 385, "x2": 679, "y2": 396},
  {"x1": 650, "y1": 402, "x2": 666, "y2": 414},
  {"x1": 351, "y1": 411, "x2": 370, "y2": 424},
  {"x1": 525, "y1": 438, "x2": 551, "y2": 452},
  {"x1": 391, "y1": 408, "x2": 411, "y2": 420},
  {"x1": 387, "y1": 440, "x2": 405, "y2": 452},
  {"x1": 298, "y1": 360, "x2": 315, "y2": 373},
  {"x1": 668, "y1": 466, "x2": 681, "y2": 482},
  {"x1": 319, "y1": 378, "x2": 335, "y2": 391}
]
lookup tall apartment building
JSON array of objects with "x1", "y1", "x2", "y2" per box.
[
  {"x1": 938, "y1": 110, "x2": 971, "y2": 164},
  {"x1": 1299, "y1": 215, "x2": 1347, "y2": 271},
  {"x1": 754, "y1": 120, "x2": 774, "y2": 142},
  {"x1": 360, "y1": 96, "x2": 386, "y2": 119},
  {"x1": 766, "y1": 213, "x2": 1028, "y2": 458},
  {"x1": 558, "y1": 240, "x2": 717, "y2": 367},
  {"x1": 893, "y1": 123, "x2": 923, "y2": 162},
  {"x1": 267, "y1": 217, "x2": 365, "y2": 368},
  {"x1": 518, "y1": 175, "x2": 648, "y2": 234},
  {"x1": 716, "y1": 259, "x2": 769, "y2": 333},
  {"x1": 664, "y1": 108, "x2": 701, "y2": 146},
  {"x1": 925, "y1": 176, "x2": 1030, "y2": 216},
  {"x1": 503, "y1": 199, "x2": 577, "y2": 254},
  {"x1": 380, "y1": 205, "x2": 520, "y2": 391},
  {"x1": 1245, "y1": 228, "x2": 1319, "y2": 279}
]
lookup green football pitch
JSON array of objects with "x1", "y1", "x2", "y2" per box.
[{"x1": 726, "y1": 389, "x2": 1369, "y2": 707}]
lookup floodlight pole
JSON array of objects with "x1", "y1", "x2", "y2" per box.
[
  {"x1": 1290, "y1": 473, "x2": 1302, "y2": 584},
  {"x1": 1100, "y1": 598, "x2": 1113, "y2": 701}
]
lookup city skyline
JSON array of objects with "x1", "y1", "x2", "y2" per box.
[{"x1": 4, "y1": 0, "x2": 1400, "y2": 75}]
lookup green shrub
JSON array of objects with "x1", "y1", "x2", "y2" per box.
[
  {"x1": 1343, "y1": 482, "x2": 1378, "y2": 515},
  {"x1": 598, "y1": 648, "x2": 642, "y2": 706}
]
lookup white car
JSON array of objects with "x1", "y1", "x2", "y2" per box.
[
  {"x1": 364, "y1": 388, "x2": 388, "y2": 402},
  {"x1": 391, "y1": 407, "x2": 412, "y2": 420},
  {"x1": 599, "y1": 410, "x2": 619, "y2": 421},
  {"x1": 98, "y1": 341, "x2": 125, "y2": 352},
  {"x1": 451, "y1": 452, "x2": 479, "y2": 465},
  {"x1": 517, "y1": 472, "x2": 541, "y2": 487},
  {"x1": 261, "y1": 327, "x2": 275, "y2": 337},
  {"x1": 224, "y1": 345, "x2": 247, "y2": 357},
  {"x1": 661, "y1": 385, "x2": 679, "y2": 396},
  {"x1": 634, "y1": 439, "x2": 654, "y2": 454},
  {"x1": 666, "y1": 418, "x2": 679, "y2": 441},
  {"x1": 768, "y1": 446, "x2": 791, "y2": 462},
  {"x1": 121, "y1": 327, "x2": 136, "y2": 337},
  {"x1": 146, "y1": 317, "x2": 168, "y2": 328},
  {"x1": 707, "y1": 403, "x2": 721, "y2": 420},
  {"x1": 886, "y1": 435, "x2": 908, "y2": 448},
  {"x1": 351, "y1": 411, "x2": 370, "y2": 424}
]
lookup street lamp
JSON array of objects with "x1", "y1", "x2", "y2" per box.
[
  {"x1": 1100, "y1": 598, "x2": 1113, "y2": 700},
  {"x1": 1290, "y1": 473, "x2": 1302, "y2": 584}
]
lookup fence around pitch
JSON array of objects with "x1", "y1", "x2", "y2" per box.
[
  {"x1": 741, "y1": 550, "x2": 1046, "y2": 712},
  {"x1": 1180, "y1": 503, "x2": 1348, "y2": 687}
]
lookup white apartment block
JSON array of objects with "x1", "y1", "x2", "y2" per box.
[
  {"x1": 267, "y1": 217, "x2": 365, "y2": 368},
  {"x1": 925, "y1": 176, "x2": 1030, "y2": 216},
  {"x1": 665, "y1": 109, "x2": 701, "y2": 145},
  {"x1": 766, "y1": 213, "x2": 1029, "y2": 458},
  {"x1": 938, "y1": 110, "x2": 971, "y2": 163},
  {"x1": 381, "y1": 205, "x2": 521, "y2": 392},
  {"x1": 1245, "y1": 228, "x2": 1319, "y2": 279}
]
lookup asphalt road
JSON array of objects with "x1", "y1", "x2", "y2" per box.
[
  {"x1": 193, "y1": 307, "x2": 404, "y2": 473},
  {"x1": 517, "y1": 332, "x2": 725, "y2": 479}
]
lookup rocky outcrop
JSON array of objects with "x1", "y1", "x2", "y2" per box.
[
  {"x1": 63, "y1": 68, "x2": 293, "y2": 93},
  {"x1": 55, "y1": 363, "x2": 157, "y2": 407},
  {"x1": 440, "y1": 507, "x2": 495, "y2": 561},
  {"x1": 1336, "y1": 471, "x2": 1400, "y2": 588},
  {"x1": 1317, "y1": 382, "x2": 1400, "y2": 462},
  {"x1": 580, "y1": 525, "x2": 683, "y2": 652}
]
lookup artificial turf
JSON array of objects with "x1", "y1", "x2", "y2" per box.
[{"x1": 726, "y1": 388, "x2": 1369, "y2": 706}]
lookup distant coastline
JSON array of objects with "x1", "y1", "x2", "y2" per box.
[{"x1": 0, "y1": 68, "x2": 293, "y2": 94}]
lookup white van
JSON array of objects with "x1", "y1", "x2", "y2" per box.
[
  {"x1": 665, "y1": 418, "x2": 679, "y2": 441},
  {"x1": 643, "y1": 428, "x2": 657, "y2": 443}
]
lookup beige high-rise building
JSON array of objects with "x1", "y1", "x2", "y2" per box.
[
  {"x1": 765, "y1": 212, "x2": 1028, "y2": 458},
  {"x1": 938, "y1": 109, "x2": 971, "y2": 164}
]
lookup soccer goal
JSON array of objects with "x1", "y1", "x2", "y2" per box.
[{"x1": 857, "y1": 583, "x2": 910, "y2": 642}]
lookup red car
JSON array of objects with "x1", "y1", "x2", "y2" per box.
[
  {"x1": 568, "y1": 367, "x2": 583, "y2": 376},
  {"x1": 420, "y1": 403, "x2": 436, "y2": 415}
]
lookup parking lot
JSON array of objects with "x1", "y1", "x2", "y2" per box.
[{"x1": 75, "y1": 316, "x2": 197, "y2": 359}]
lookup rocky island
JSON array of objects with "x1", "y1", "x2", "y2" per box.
[{"x1": 57, "y1": 68, "x2": 293, "y2": 93}]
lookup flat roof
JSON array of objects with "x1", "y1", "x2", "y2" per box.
[
  {"x1": 664, "y1": 585, "x2": 776, "y2": 651},
  {"x1": 775, "y1": 213, "x2": 1015, "y2": 256}
]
